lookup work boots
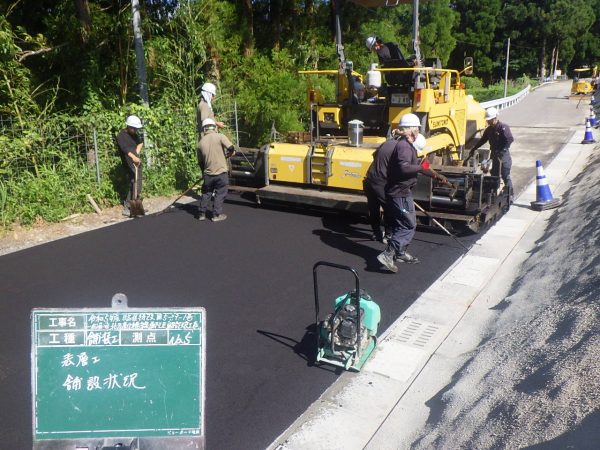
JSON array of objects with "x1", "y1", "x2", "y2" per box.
[
  {"x1": 211, "y1": 214, "x2": 227, "y2": 222},
  {"x1": 396, "y1": 247, "x2": 420, "y2": 264},
  {"x1": 377, "y1": 247, "x2": 398, "y2": 273}
]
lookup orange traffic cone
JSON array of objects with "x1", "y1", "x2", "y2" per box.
[
  {"x1": 581, "y1": 118, "x2": 596, "y2": 144},
  {"x1": 530, "y1": 160, "x2": 561, "y2": 211}
]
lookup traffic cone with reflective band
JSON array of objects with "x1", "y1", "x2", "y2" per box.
[
  {"x1": 581, "y1": 118, "x2": 596, "y2": 144},
  {"x1": 589, "y1": 106, "x2": 597, "y2": 127},
  {"x1": 530, "y1": 160, "x2": 561, "y2": 211}
]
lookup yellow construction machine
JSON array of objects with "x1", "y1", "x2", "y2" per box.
[
  {"x1": 571, "y1": 66, "x2": 598, "y2": 96},
  {"x1": 230, "y1": 0, "x2": 508, "y2": 232}
]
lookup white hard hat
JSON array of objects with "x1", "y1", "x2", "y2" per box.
[
  {"x1": 399, "y1": 113, "x2": 421, "y2": 128},
  {"x1": 202, "y1": 118, "x2": 216, "y2": 128},
  {"x1": 485, "y1": 107, "x2": 498, "y2": 120},
  {"x1": 125, "y1": 115, "x2": 143, "y2": 129},
  {"x1": 365, "y1": 36, "x2": 377, "y2": 51},
  {"x1": 413, "y1": 134, "x2": 427, "y2": 152},
  {"x1": 201, "y1": 82, "x2": 217, "y2": 96}
]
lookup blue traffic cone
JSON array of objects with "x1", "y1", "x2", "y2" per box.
[
  {"x1": 589, "y1": 106, "x2": 597, "y2": 126},
  {"x1": 530, "y1": 160, "x2": 561, "y2": 211},
  {"x1": 581, "y1": 118, "x2": 596, "y2": 144}
]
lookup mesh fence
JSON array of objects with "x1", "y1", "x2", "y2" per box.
[{"x1": 0, "y1": 108, "x2": 200, "y2": 226}]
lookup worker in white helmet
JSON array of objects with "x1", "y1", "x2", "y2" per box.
[
  {"x1": 376, "y1": 113, "x2": 448, "y2": 273},
  {"x1": 365, "y1": 35, "x2": 411, "y2": 86},
  {"x1": 116, "y1": 115, "x2": 144, "y2": 216},
  {"x1": 468, "y1": 106, "x2": 514, "y2": 210},
  {"x1": 196, "y1": 118, "x2": 235, "y2": 222},
  {"x1": 196, "y1": 82, "x2": 225, "y2": 139}
]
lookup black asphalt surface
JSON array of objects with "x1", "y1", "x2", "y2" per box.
[
  {"x1": 0, "y1": 194, "x2": 473, "y2": 449},
  {"x1": 1, "y1": 82, "x2": 581, "y2": 449}
]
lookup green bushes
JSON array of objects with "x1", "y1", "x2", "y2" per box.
[
  {"x1": 464, "y1": 75, "x2": 535, "y2": 103},
  {"x1": 0, "y1": 105, "x2": 199, "y2": 228}
]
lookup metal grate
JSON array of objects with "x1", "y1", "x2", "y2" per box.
[{"x1": 395, "y1": 319, "x2": 440, "y2": 348}]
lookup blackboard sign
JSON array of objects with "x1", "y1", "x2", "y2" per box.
[{"x1": 31, "y1": 305, "x2": 205, "y2": 447}]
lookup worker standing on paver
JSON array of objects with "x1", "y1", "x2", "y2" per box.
[
  {"x1": 196, "y1": 118, "x2": 235, "y2": 222},
  {"x1": 468, "y1": 106, "x2": 514, "y2": 209},
  {"x1": 377, "y1": 114, "x2": 447, "y2": 273},
  {"x1": 365, "y1": 35, "x2": 412, "y2": 87}
]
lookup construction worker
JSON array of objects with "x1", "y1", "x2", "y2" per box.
[
  {"x1": 116, "y1": 115, "x2": 144, "y2": 216},
  {"x1": 352, "y1": 81, "x2": 366, "y2": 104},
  {"x1": 365, "y1": 35, "x2": 411, "y2": 86},
  {"x1": 196, "y1": 118, "x2": 235, "y2": 222},
  {"x1": 363, "y1": 132, "x2": 427, "y2": 245},
  {"x1": 468, "y1": 107, "x2": 514, "y2": 209},
  {"x1": 377, "y1": 113, "x2": 447, "y2": 273},
  {"x1": 196, "y1": 82, "x2": 225, "y2": 137}
]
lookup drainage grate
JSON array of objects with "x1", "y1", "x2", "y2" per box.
[{"x1": 394, "y1": 319, "x2": 440, "y2": 348}]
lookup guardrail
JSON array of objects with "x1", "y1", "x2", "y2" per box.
[{"x1": 480, "y1": 85, "x2": 531, "y2": 111}]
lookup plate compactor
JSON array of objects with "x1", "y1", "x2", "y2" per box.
[{"x1": 313, "y1": 261, "x2": 381, "y2": 371}]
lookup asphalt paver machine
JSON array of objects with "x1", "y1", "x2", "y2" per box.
[
  {"x1": 313, "y1": 261, "x2": 381, "y2": 372},
  {"x1": 230, "y1": 0, "x2": 508, "y2": 233}
]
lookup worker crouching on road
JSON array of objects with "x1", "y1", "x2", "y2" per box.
[
  {"x1": 377, "y1": 113, "x2": 448, "y2": 273},
  {"x1": 116, "y1": 115, "x2": 144, "y2": 216},
  {"x1": 468, "y1": 106, "x2": 514, "y2": 210},
  {"x1": 196, "y1": 118, "x2": 235, "y2": 222}
]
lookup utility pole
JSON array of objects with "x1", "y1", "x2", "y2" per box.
[
  {"x1": 503, "y1": 37, "x2": 510, "y2": 98},
  {"x1": 131, "y1": 0, "x2": 149, "y2": 106},
  {"x1": 412, "y1": 0, "x2": 421, "y2": 65},
  {"x1": 554, "y1": 45, "x2": 560, "y2": 80}
]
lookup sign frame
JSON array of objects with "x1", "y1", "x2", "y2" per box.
[{"x1": 31, "y1": 294, "x2": 206, "y2": 450}]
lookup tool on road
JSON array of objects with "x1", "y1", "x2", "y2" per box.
[
  {"x1": 157, "y1": 179, "x2": 202, "y2": 215},
  {"x1": 129, "y1": 165, "x2": 145, "y2": 217},
  {"x1": 413, "y1": 201, "x2": 470, "y2": 251},
  {"x1": 313, "y1": 261, "x2": 380, "y2": 372}
]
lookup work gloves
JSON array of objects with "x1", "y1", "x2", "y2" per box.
[{"x1": 420, "y1": 159, "x2": 449, "y2": 185}]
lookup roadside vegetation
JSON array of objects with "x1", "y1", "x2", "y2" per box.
[{"x1": 1, "y1": 0, "x2": 598, "y2": 228}]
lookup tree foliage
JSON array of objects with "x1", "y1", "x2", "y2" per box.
[{"x1": 1, "y1": 0, "x2": 599, "y2": 226}]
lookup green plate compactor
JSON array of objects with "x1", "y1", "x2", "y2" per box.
[{"x1": 313, "y1": 261, "x2": 381, "y2": 371}]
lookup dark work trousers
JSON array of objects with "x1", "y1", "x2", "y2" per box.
[
  {"x1": 386, "y1": 195, "x2": 417, "y2": 255},
  {"x1": 363, "y1": 178, "x2": 390, "y2": 237},
  {"x1": 492, "y1": 151, "x2": 513, "y2": 201},
  {"x1": 123, "y1": 161, "x2": 143, "y2": 206},
  {"x1": 198, "y1": 172, "x2": 229, "y2": 216}
]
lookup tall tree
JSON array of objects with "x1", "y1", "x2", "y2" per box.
[
  {"x1": 449, "y1": 0, "x2": 501, "y2": 81},
  {"x1": 420, "y1": 0, "x2": 458, "y2": 65},
  {"x1": 73, "y1": 0, "x2": 92, "y2": 44},
  {"x1": 240, "y1": 0, "x2": 254, "y2": 57}
]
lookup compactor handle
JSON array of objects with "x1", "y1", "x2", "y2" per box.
[{"x1": 313, "y1": 261, "x2": 360, "y2": 325}]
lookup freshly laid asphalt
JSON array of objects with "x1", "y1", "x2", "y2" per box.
[
  {"x1": 0, "y1": 195, "x2": 469, "y2": 449},
  {"x1": 0, "y1": 81, "x2": 580, "y2": 449}
]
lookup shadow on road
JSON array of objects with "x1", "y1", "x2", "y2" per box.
[{"x1": 256, "y1": 328, "x2": 343, "y2": 374}]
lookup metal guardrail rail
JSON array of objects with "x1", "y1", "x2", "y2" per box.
[{"x1": 480, "y1": 85, "x2": 531, "y2": 111}]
